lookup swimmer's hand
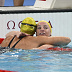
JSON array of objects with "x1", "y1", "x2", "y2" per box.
[
  {"x1": 18, "y1": 33, "x2": 30, "y2": 38},
  {"x1": 6, "y1": 31, "x2": 30, "y2": 38},
  {"x1": 32, "y1": 44, "x2": 54, "y2": 50}
]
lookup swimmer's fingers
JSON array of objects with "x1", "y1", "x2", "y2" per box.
[
  {"x1": 24, "y1": 33, "x2": 30, "y2": 36},
  {"x1": 18, "y1": 33, "x2": 30, "y2": 38}
]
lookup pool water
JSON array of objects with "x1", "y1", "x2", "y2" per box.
[{"x1": 0, "y1": 46, "x2": 72, "y2": 72}]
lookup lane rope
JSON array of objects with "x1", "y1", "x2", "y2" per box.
[{"x1": 46, "y1": 47, "x2": 72, "y2": 51}]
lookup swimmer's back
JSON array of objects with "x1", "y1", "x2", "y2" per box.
[{"x1": 1, "y1": 35, "x2": 39, "y2": 49}]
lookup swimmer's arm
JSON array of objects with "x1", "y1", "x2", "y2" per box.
[
  {"x1": 6, "y1": 31, "x2": 21, "y2": 37},
  {"x1": 33, "y1": 44, "x2": 54, "y2": 50},
  {"x1": 37, "y1": 36, "x2": 71, "y2": 46},
  {"x1": 6, "y1": 31, "x2": 30, "y2": 38}
]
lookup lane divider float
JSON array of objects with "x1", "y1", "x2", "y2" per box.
[
  {"x1": 0, "y1": 38, "x2": 4, "y2": 44},
  {"x1": 46, "y1": 47, "x2": 72, "y2": 51},
  {"x1": 0, "y1": 70, "x2": 17, "y2": 72}
]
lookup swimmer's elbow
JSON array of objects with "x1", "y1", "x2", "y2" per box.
[
  {"x1": 69, "y1": 38, "x2": 71, "y2": 43},
  {"x1": 66, "y1": 37, "x2": 71, "y2": 44}
]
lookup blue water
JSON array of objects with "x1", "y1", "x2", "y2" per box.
[{"x1": 0, "y1": 47, "x2": 72, "y2": 72}]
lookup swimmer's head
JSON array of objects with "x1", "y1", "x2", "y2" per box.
[
  {"x1": 20, "y1": 17, "x2": 36, "y2": 35},
  {"x1": 37, "y1": 20, "x2": 52, "y2": 33},
  {"x1": 36, "y1": 20, "x2": 52, "y2": 36}
]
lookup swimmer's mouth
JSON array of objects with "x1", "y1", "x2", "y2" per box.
[{"x1": 39, "y1": 33, "x2": 45, "y2": 35}]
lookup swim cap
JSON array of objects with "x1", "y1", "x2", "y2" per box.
[
  {"x1": 37, "y1": 20, "x2": 52, "y2": 33},
  {"x1": 20, "y1": 17, "x2": 36, "y2": 35}
]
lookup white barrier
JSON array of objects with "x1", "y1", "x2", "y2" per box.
[
  {"x1": 34, "y1": 0, "x2": 72, "y2": 9},
  {"x1": 34, "y1": 0, "x2": 54, "y2": 8}
]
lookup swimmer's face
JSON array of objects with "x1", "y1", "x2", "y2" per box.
[{"x1": 36, "y1": 22, "x2": 51, "y2": 36}]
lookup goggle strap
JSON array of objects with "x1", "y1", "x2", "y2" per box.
[{"x1": 21, "y1": 23, "x2": 37, "y2": 27}]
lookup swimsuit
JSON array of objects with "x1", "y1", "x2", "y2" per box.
[{"x1": 0, "y1": 35, "x2": 22, "y2": 54}]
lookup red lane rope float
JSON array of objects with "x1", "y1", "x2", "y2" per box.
[
  {"x1": 0, "y1": 70, "x2": 17, "y2": 72},
  {"x1": 0, "y1": 38, "x2": 4, "y2": 44},
  {"x1": 40, "y1": 0, "x2": 46, "y2": 1},
  {"x1": 46, "y1": 47, "x2": 72, "y2": 51}
]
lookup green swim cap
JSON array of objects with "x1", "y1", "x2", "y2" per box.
[{"x1": 20, "y1": 17, "x2": 36, "y2": 35}]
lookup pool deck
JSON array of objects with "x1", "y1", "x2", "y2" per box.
[{"x1": 0, "y1": 6, "x2": 47, "y2": 11}]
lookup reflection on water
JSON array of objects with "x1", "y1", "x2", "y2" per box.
[{"x1": 0, "y1": 48, "x2": 72, "y2": 72}]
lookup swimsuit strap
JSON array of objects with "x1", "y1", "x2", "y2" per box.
[
  {"x1": 8, "y1": 35, "x2": 16, "y2": 48},
  {"x1": 11, "y1": 38, "x2": 22, "y2": 49},
  {"x1": 8, "y1": 35, "x2": 23, "y2": 49}
]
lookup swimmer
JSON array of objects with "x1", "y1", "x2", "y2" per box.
[
  {"x1": 1, "y1": 17, "x2": 71, "y2": 50},
  {"x1": 6, "y1": 17, "x2": 36, "y2": 38},
  {"x1": 1, "y1": 34, "x2": 71, "y2": 50},
  {"x1": 35, "y1": 20, "x2": 53, "y2": 49}
]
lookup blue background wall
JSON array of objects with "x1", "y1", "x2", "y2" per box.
[{"x1": 4, "y1": 0, "x2": 36, "y2": 6}]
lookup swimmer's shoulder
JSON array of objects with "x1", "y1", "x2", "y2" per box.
[{"x1": 6, "y1": 31, "x2": 20, "y2": 37}]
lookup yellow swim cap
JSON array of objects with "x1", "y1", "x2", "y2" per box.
[
  {"x1": 37, "y1": 20, "x2": 52, "y2": 33},
  {"x1": 20, "y1": 17, "x2": 36, "y2": 35}
]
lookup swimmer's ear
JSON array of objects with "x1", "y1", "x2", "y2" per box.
[{"x1": 50, "y1": 30, "x2": 51, "y2": 36}]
